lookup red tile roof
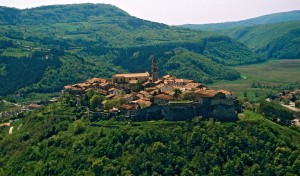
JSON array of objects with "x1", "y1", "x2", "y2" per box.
[
  {"x1": 120, "y1": 104, "x2": 137, "y2": 110},
  {"x1": 195, "y1": 90, "x2": 220, "y2": 97},
  {"x1": 155, "y1": 94, "x2": 173, "y2": 100}
]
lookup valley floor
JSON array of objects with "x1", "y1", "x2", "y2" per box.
[{"x1": 210, "y1": 59, "x2": 300, "y2": 94}]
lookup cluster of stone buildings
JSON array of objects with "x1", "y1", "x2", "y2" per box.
[
  {"x1": 63, "y1": 55, "x2": 239, "y2": 121},
  {"x1": 276, "y1": 89, "x2": 300, "y2": 102}
]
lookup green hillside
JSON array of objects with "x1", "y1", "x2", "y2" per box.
[
  {"x1": 0, "y1": 99, "x2": 299, "y2": 175},
  {"x1": 0, "y1": 4, "x2": 258, "y2": 96},
  {"x1": 219, "y1": 21, "x2": 300, "y2": 59},
  {"x1": 180, "y1": 10, "x2": 300, "y2": 31}
]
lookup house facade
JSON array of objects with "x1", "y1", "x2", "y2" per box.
[{"x1": 112, "y1": 72, "x2": 150, "y2": 89}]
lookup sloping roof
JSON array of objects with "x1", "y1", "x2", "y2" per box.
[
  {"x1": 145, "y1": 87, "x2": 156, "y2": 92},
  {"x1": 96, "y1": 89, "x2": 108, "y2": 95},
  {"x1": 155, "y1": 83, "x2": 165, "y2": 89},
  {"x1": 175, "y1": 79, "x2": 194, "y2": 84},
  {"x1": 218, "y1": 89, "x2": 234, "y2": 95},
  {"x1": 154, "y1": 79, "x2": 163, "y2": 84},
  {"x1": 163, "y1": 75, "x2": 173, "y2": 79},
  {"x1": 149, "y1": 90, "x2": 159, "y2": 95},
  {"x1": 183, "y1": 83, "x2": 202, "y2": 89},
  {"x1": 155, "y1": 94, "x2": 173, "y2": 100},
  {"x1": 63, "y1": 85, "x2": 73, "y2": 89},
  {"x1": 164, "y1": 91, "x2": 175, "y2": 96},
  {"x1": 106, "y1": 94, "x2": 116, "y2": 99},
  {"x1": 112, "y1": 72, "x2": 149, "y2": 78},
  {"x1": 108, "y1": 87, "x2": 121, "y2": 92},
  {"x1": 142, "y1": 81, "x2": 152, "y2": 86},
  {"x1": 139, "y1": 91, "x2": 150, "y2": 97},
  {"x1": 164, "y1": 80, "x2": 175, "y2": 85},
  {"x1": 120, "y1": 104, "x2": 137, "y2": 110},
  {"x1": 137, "y1": 99, "x2": 152, "y2": 107},
  {"x1": 74, "y1": 83, "x2": 90, "y2": 88},
  {"x1": 195, "y1": 89, "x2": 221, "y2": 98},
  {"x1": 123, "y1": 93, "x2": 138, "y2": 100},
  {"x1": 86, "y1": 78, "x2": 107, "y2": 84}
]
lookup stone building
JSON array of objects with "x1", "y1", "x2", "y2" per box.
[
  {"x1": 154, "y1": 94, "x2": 174, "y2": 105},
  {"x1": 112, "y1": 72, "x2": 150, "y2": 89}
]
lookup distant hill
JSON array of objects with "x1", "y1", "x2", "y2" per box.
[
  {"x1": 180, "y1": 10, "x2": 300, "y2": 31},
  {"x1": 219, "y1": 21, "x2": 300, "y2": 59},
  {"x1": 0, "y1": 4, "x2": 258, "y2": 95},
  {"x1": 0, "y1": 4, "x2": 129, "y2": 25}
]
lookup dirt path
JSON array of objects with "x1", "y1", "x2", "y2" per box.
[
  {"x1": 0, "y1": 123, "x2": 10, "y2": 127},
  {"x1": 280, "y1": 102, "x2": 300, "y2": 112},
  {"x1": 9, "y1": 126, "x2": 13, "y2": 134}
]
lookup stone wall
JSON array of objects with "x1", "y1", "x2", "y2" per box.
[
  {"x1": 128, "y1": 105, "x2": 164, "y2": 121},
  {"x1": 91, "y1": 99, "x2": 238, "y2": 121}
]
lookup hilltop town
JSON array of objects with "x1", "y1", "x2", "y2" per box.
[{"x1": 63, "y1": 55, "x2": 240, "y2": 121}]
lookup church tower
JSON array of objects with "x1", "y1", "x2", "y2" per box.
[{"x1": 152, "y1": 55, "x2": 158, "y2": 82}]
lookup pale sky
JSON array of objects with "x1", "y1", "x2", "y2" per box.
[{"x1": 1, "y1": 0, "x2": 300, "y2": 25}]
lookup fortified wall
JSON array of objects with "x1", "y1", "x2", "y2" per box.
[{"x1": 122, "y1": 100, "x2": 237, "y2": 121}]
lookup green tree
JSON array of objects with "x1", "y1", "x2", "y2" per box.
[
  {"x1": 295, "y1": 100, "x2": 300, "y2": 108},
  {"x1": 86, "y1": 88, "x2": 97, "y2": 99},
  {"x1": 0, "y1": 100, "x2": 4, "y2": 111},
  {"x1": 90, "y1": 95, "x2": 104, "y2": 110},
  {"x1": 173, "y1": 88, "x2": 182, "y2": 100},
  {"x1": 103, "y1": 97, "x2": 123, "y2": 110},
  {"x1": 74, "y1": 120, "x2": 86, "y2": 135},
  {"x1": 180, "y1": 92, "x2": 197, "y2": 101},
  {"x1": 282, "y1": 98, "x2": 290, "y2": 105},
  {"x1": 134, "y1": 81, "x2": 143, "y2": 92}
]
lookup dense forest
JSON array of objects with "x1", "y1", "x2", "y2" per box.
[
  {"x1": 0, "y1": 4, "x2": 258, "y2": 96},
  {"x1": 219, "y1": 21, "x2": 300, "y2": 59},
  {"x1": 0, "y1": 96, "x2": 300, "y2": 175}
]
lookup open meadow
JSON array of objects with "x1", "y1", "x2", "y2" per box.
[{"x1": 210, "y1": 59, "x2": 300, "y2": 94}]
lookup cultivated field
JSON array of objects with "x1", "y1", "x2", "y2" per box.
[{"x1": 210, "y1": 59, "x2": 300, "y2": 93}]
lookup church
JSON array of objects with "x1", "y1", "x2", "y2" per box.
[{"x1": 112, "y1": 55, "x2": 158, "y2": 89}]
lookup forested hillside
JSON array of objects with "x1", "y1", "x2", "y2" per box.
[
  {"x1": 218, "y1": 21, "x2": 300, "y2": 59},
  {"x1": 0, "y1": 3, "x2": 258, "y2": 96},
  {"x1": 181, "y1": 10, "x2": 300, "y2": 31},
  {"x1": 0, "y1": 99, "x2": 299, "y2": 175}
]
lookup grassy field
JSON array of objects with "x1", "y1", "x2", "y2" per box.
[
  {"x1": 1, "y1": 48, "x2": 32, "y2": 58},
  {"x1": 210, "y1": 59, "x2": 300, "y2": 94}
]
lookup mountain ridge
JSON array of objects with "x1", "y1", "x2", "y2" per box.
[
  {"x1": 219, "y1": 21, "x2": 300, "y2": 59},
  {"x1": 180, "y1": 10, "x2": 300, "y2": 31}
]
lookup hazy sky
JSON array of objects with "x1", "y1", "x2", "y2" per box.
[{"x1": 2, "y1": 0, "x2": 300, "y2": 25}]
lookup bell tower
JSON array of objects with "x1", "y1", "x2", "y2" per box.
[{"x1": 152, "y1": 55, "x2": 158, "y2": 82}]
